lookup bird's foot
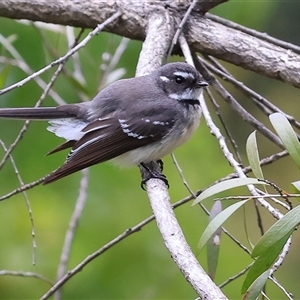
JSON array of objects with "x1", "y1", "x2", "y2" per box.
[{"x1": 140, "y1": 162, "x2": 169, "y2": 190}]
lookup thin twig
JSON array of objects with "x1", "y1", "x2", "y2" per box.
[
  {"x1": 200, "y1": 56, "x2": 300, "y2": 131},
  {"x1": 0, "y1": 34, "x2": 65, "y2": 105},
  {"x1": 206, "y1": 13, "x2": 300, "y2": 55},
  {"x1": 0, "y1": 177, "x2": 45, "y2": 201},
  {"x1": 0, "y1": 139, "x2": 37, "y2": 265},
  {"x1": 271, "y1": 236, "x2": 292, "y2": 275},
  {"x1": 205, "y1": 86, "x2": 242, "y2": 164},
  {"x1": 171, "y1": 153, "x2": 196, "y2": 198},
  {"x1": 269, "y1": 275, "x2": 293, "y2": 300},
  {"x1": 40, "y1": 214, "x2": 156, "y2": 300},
  {"x1": 215, "y1": 193, "x2": 299, "y2": 205},
  {"x1": 0, "y1": 62, "x2": 66, "y2": 171},
  {"x1": 166, "y1": 0, "x2": 198, "y2": 60},
  {"x1": 0, "y1": 270, "x2": 53, "y2": 286},
  {"x1": 195, "y1": 55, "x2": 284, "y2": 149},
  {"x1": 0, "y1": 27, "x2": 86, "y2": 171},
  {"x1": 253, "y1": 199, "x2": 265, "y2": 236},
  {"x1": 0, "y1": 11, "x2": 122, "y2": 96},
  {"x1": 267, "y1": 196, "x2": 290, "y2": 211},
  {"x1": 218, "y1": 263, "x2": 253, "y2": 288},
  {"x1": 54, "y1": 169, "x2": 89, "y2": 300}
]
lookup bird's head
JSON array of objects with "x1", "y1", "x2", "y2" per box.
[{"x1": 157, "y1": 62, "x2": 208, "y2": 103}]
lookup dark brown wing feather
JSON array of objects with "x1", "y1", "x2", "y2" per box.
[
  {"x1": 46, "y1": 140, "x2": 76, "y2": 155},
  {"x1": 44, "y1": 115, "x2": 174, "y2": 184}
]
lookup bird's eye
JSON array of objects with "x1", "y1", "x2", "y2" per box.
[{"x1": 175, "y1": 76, "x2": 185, "y2": 84}]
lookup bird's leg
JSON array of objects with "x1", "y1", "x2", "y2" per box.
[{"x1": 139, "y1": 162, "x2": 169, "y2": 190}]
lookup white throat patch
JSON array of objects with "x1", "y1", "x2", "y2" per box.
[{"x1": 169, "y1": 88, "x2": 201, "y2": 101}]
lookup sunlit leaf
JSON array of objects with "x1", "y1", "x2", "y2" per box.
[
  {"x1": 252, "y1": 206, "x2": 300, "y2": 257},
  {"x1": 198, "y1": 200, "x2": 248, "y2": 251},
  {"x1": 291, "y1": 180, "x2": 300, "y2": 201},
  {"x1": 193, "y1": 178, "x2": 267, "y2": 205},
  {"x1": 269, "y1": 113, "x2": 300, "y2": 169},
  {"x1": 291, "y1": 180, "x2": 300, "y2": 192},
  {"x1": 246, "y1": 131, "x2": 264, "y2": 179},
  {"x1": 242, "y1": 270, "x2": 270, "y2": 300}
]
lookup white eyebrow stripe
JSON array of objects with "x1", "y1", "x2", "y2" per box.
[{"x1": 173, "y1": 71, "x2": 195, "y2": 79}]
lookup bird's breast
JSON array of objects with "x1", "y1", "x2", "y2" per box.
[{"x1": 112, "y1": 106, "x2": 202, "y2": 167}]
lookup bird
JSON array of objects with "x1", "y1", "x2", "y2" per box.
[{"x1": 0, "y1": 62, "x2": 208, "y2": 186}]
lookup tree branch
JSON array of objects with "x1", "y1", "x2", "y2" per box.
[
  {"x1": 135, "y1": 8, "x2": 227, "y2": 300},
  {"x1": 0, "y1": 0, "x2": 299, "y2": 87}
]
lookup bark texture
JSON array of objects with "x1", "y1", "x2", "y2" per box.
[{"x1": 0, "y1": 0, "x2": 300, "y2": 87}]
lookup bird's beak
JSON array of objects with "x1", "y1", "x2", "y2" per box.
[{"x1": 196, "y1": 80, "x2": 209, "y2": 88}]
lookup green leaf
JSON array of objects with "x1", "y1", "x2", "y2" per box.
[
  {"x1": 242, "y1": 270, "x2": 271, "y2": 300},
  {"x1": 291, "y1": 181, "x2": 300, "y2": 201},
  {"x1": 291, "y1": 180, "x2": 300, "y2": 194},
  {"x1": 198, "y1": 200, "x2": 248, "y2": 251},
  {"x1": 242, "y1": 229, "x2": 293, "y2": 293},
  {"x1": 269, "y1": 113, "x2": 300, "y2": 169},
  {"x1": 252, "y1": 205, "x2": 300, "y2": 257},
  {"x1": 246, "y1": 131, "x2": 264, "y2": 179},
  {"x1": 193, "y1": 178, "x2": 267, "y2": 205},
  {"x1": 207, "y1": 200, "x2": 222, "y2": 280}
]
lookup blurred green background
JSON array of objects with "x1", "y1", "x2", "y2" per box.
[{"x1": 0, "y1": 1, "x2": 300, "y2": 299}]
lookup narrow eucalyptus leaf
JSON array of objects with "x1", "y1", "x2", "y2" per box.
[
  {"x1": 269, "y1": 113, "x2": 300, "y2": 169},
  {"x1": 242, "y1": 270, "x2": 271, "y2": 300},
  {"x1": 246, "y1": 131, "x2": 264, "y2": 179},
  {"x1": 198, "y1": 200, "x2": 248, "y2": 251},
  {"x1": 252, "y1": 206, "x2": 300, "y2": 257},
  {"x1": 193, "y1": 178, "x2": 267, "y2": 205},
  {"x1": 242, "y1": 229, "x2": 293, "y2": 293}
]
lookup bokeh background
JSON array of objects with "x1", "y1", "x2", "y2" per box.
[{"x1": 0, "y1": 1, "x2": 299, "y2": 299}]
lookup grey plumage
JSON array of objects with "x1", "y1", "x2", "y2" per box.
[{"x1": 0, "y1": 62, "x2": 208, "y2": 184}]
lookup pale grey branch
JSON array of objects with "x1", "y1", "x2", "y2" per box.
[{"x1": 0, "y1": 0, "x2": 299, "y2": 87}]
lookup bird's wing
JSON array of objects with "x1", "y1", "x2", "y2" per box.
[{"x1": 44, "y1": 114, "x2": 176, "y2": 184}]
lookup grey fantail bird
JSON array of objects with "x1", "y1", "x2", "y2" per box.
[{"x1": 0, "y1": 62, "x2": 208, "y2": 185}]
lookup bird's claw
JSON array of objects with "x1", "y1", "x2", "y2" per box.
[
  {"x1": 140, "y1": 173, "x2": 169, "y2": 190},
  {"x1": 140, "y1": 162, "x2": 169, "y2": 190}
]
